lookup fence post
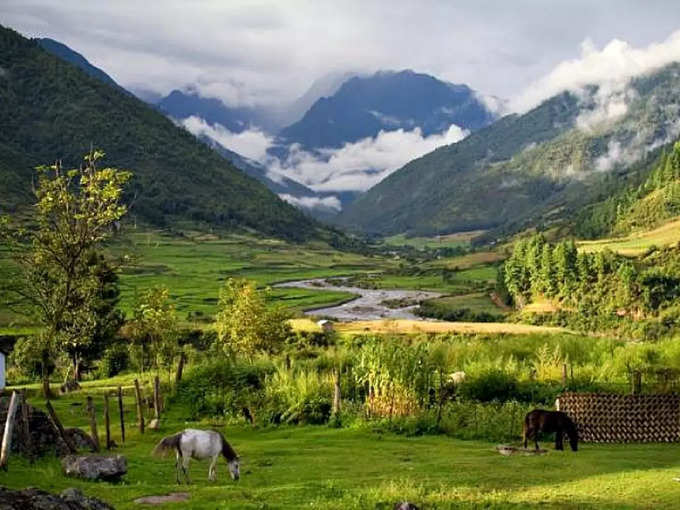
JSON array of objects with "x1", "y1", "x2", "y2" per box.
[
  {"x1": 632, "y1": 371, "x2": 642, "y2": 395},
  {"x1": 86, "y1": 396, "x2": 100, "y2": 452},
  {"x1": 175, "y1": 352, "x2": 186, "y2": 386},
  {"x1": 104, "y1": 393, "x2": 111, "y2": 450},
  {"x1": 117, "y1": 386, "x2": 125, "y2": 443},
  {"x1": 562, "y1": 363, "x2": 568, "y2": 386},
  {"x1": 153, "y1": 375, "x2": 161, "y2": 420},
  {"x1": 332, "y1": 369, "x2": 342, "y2": 416},
  {"x1": 134, "y1": 379, "x2": 145, "y2": 434},
  {"x1": 19, "y1": 390, "x2": 33, "y2": 462},
  {"x1": 45, "y1": 400, "x2": 76, "y2": 454},
  {"x1": 0, "y1": 391, "x2": 19, "y2": 470}
]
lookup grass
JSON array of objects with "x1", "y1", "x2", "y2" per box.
[
  {"x1": 422, "y1": 292, "x2": 507, "y2": 316},
  {"x1": 331, "y1": 319, "x2": 568, "y2": 335},
  {"x1": 383, "y1": 230, "x2": 486, "y2": 250},
  {"x1": 3, "y1": 376, "x2": 680, "y2": 509},
  {"x1": 578, "y1": 217, "x2": 680, "y2": 255}
]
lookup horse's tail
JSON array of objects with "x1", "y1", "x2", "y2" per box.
[{"x1": 152, "y1": 432, "x2": 183, "y2": 457}]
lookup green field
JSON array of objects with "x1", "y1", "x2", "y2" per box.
[
  {"x1": 3, "y1": 377, "x2": 680, "y2": 509},
  {"x1": 577, "y1": 217, "x2": 680, "y2": 255},
  {"x1": 383, "y1": 231, "x2": 486, "y2": 250}
]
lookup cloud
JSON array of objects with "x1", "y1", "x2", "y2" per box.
[
  {"x1": 181, "y1": 115, "x2": 273, "y2": 161},
  {"x1": 512, "y1": 30, "x2": 680, "y2": 113},
  {"x1": 269, "y1": 124, "x2": 468, "y2": 192},
  {"x1": 278, "y1": 194, "x2": 342, "y2": 211},
  {"x1": 6, "y1": 1, "x2": 680, "y2": 110},
  {"x1": 575, "y1": 85, "x2": 636, "y2": 131}
]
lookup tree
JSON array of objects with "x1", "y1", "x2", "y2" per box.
[
  {"x1": 127, "y1": 287, "x2": 178, "y2": 375},
  {"x1": 1, "y1": 151, "x2": 131, "y2": 396},
  {"x1": 215, "y1": 278, "x2": 292, "y2": 359}
]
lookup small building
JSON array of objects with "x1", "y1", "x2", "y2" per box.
[
  {"x1": 0, "y1": 336, "x2": 18, "y2": 391},
  {"x1": 317, "y1": 320, "x2": 334, "y2": 333}
]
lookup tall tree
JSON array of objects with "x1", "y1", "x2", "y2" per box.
[{"x1": 1, "y1": 151, "x2": 130, "y2": 396}]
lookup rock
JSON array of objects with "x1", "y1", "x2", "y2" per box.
[
  {"x1": 147, "y1": 419, "x2": 160, "y2": 430},
  {"x1": 133, "y1": 493, "x2": 190, "y2": 505},
  {"x1": 64, "y1": 428, "x2": 98, "y2": 452},
  {"x1": 0, "y1": 397, "x2": 66, "y2": 457},
  {"x1": 0, "y1": 486, "x2": 113, "y2": 509},
  {"x1": 394, "y1": 503, "x2": 419, "y2": 510},
  {"x1": 62, "y1": 454, "x2": 127, "y2": 481},
  {"x1": 496, "y1": 445, "x2": 547, "y2": 456}
]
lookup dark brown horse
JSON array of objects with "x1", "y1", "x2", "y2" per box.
[{"x1": 523, "y1": 409, "x2": 578, "y2": 451}]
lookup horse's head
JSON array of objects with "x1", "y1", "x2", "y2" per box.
[{"x1": 228, "y1": 458, "x2": 240, "y2": 481}]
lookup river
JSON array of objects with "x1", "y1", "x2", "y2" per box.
[{"x1": 275, "y1": 277, "x2": 442, "y2": 321}]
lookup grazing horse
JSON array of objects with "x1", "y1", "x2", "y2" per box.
[
  {"x1": 153, "y1": 429, "x2": 240, "y2": 483},
  {"x1": 523, "y1": 409, "x2": 578, "y2": 451}
]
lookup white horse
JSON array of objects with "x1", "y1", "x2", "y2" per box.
[{"x1": 153, "y1": 429, "x2": 240, "y2": 484}]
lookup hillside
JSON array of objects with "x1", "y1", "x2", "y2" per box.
[
  {"x1": 339, "y1": 63, "x2": 680, "y2": 237},
  {"x1": 276, "y1": 70, "x2": 496, "y2": 152},
  {"x1": 0, "y1": 25, "x2": 320, "y2": 241}
]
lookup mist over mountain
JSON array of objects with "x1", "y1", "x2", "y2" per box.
[
  {"x1": 0, "y1": 25, "x2": 321, "y2": 242},
  {"x1": 275, "y1": 70, "x2": 496, "y2": 152},
  {"x1": 339, "y1": 62, "x2": 680, "y2": 237}
]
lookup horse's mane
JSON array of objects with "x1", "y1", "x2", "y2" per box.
[{"x1": 218, "y1": 432, "x2": 238, "y2": 461}]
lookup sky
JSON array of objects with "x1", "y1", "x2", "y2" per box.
[{"x1": 4, "y1": 1, "x2": 680, "y2": 201}]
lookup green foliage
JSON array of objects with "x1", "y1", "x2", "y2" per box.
[
  {"x1": 126, "y1": 286, "x2": 179, "y2": 373},
  {"x1": 215, "y1": 278, "x2": 292, "y2": 358}
]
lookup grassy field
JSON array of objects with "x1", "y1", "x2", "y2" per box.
[
  {"x1": 383, "y1": 230, "x2": 486, "y2": 250},
  {"x1": 290, "y1": 318, "x2": 567, "y2": 335},
  {"x1": 420, "y1": 292, "x2": 507, "y2": 316},
  {"x1": 577, "y1": 217, "x2": 680, "y2": 255},
  {"x1": 2, "y1": 377, "x2": 679, "y2": 509}
]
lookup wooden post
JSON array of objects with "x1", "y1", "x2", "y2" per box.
[
  {"x1": 104, "y1": 393, "x2": 111, "y2": 450},
  {"x1": 632, "y1": 371, "x2": 642, "y2": 395},
  {"x1": 175, "y1": 352, "x2": 186, "y2": 386},
  {"x1": 332, "y1": 369, "x2": 341, "y2": 416},
  {"x1": 0, "y1": 391, "x2": 19, "y2": 470},
  {"x1": 45, "y1": 400, "x2": 76, "y2": 454},
  {"x1": 134, "y1": 379, "x2": 145, "y2": 434},
  {"x1": 153, "y1": 375, "x2": 161, "y2": 420},
  {"x1": 117, "y1": 386, "x2": 125, "y2": 444},
  {"x1": 561, "y1": 363, "x2": 568, "y2": 386},
  {"x1": 19, "y1": 391, "x2": 32, "y2": 462},
  {"x1": 86, "y1": 396, "x2": 100, "y2": 452}
]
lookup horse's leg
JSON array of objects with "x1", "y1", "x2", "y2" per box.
[
  {"x1": 209, "y1": 454, "x2": 218, "y2": 482},
  {"x1": 523, "y1": 426, "x2": 531, "y2": 449},
  {"x1": 555, "y1": 430, "x2": 564, "y2": 450},
  {"x1": 534, "y1": 428, "x2": 540, "y2": 450},
  {"x1": 182, "y1": 456, "x2": 192, "y2": 484},
  {"x1": 175, "y1": 451, "x2": 181, "y2": 484}
]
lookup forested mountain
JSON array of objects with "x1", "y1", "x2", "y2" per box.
[
  {"x1": 339, "y1": 63, "x2": 680, "y2": 237},
  {"x1": 36, "y1": 38, "x2": 124, "y2": 92},
  {"x1": 0, "y1": 25, "x2": 321, "y2": 241},
  {"x1": 276, "y1": 70, "x2": 496, "y2": 152}
]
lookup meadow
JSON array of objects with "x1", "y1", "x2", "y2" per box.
[{"x1": 577, "y1": 217, "x2": 680, "y2": 255}]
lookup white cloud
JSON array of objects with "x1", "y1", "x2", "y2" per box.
[
  {"x1": 181, "y1": 115, "x2": 273, "y2": 161},
  {"x1": 512, "y1": 31, "x2": 680, "y2": 113},
  {"x1": 269, "y1": 124, "x2": 468, "y2": 192},
  {"x1": 575, "y1": 85, "x2": 636, "y2": 131},
  {"x1": 278, "y1": 194, "x2": 342, "y2": 211}
]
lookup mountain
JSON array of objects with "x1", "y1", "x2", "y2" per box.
[
  {"x1": 0, "y1": 25, "x2": 320, "y2": 241},
  {"x1": 157, "y1": 89, "x2": 259, "y2": 134},
  {"x1": 36, "y1": 38, "x2": 125, "y2": 93},
  {"x1": 276, "y1": 70, "x2": 496, "y2": 152},
  {"x1": 339, "y1": 63, "x2": 680, "y2": 237}
]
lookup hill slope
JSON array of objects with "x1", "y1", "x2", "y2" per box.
[
  {"x1": 0, "y1": 25, "x2": 319, "y2": 241},
  {"x1": 339, "y1": 64, "x2": 680, "y2": 237},
  {"x1": 277, "y1": 70, "x2": 496, "y2": 151}
]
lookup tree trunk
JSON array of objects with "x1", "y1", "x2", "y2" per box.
[
  {"x1": 41, "y1": 351, "x2": 52, "y2": 399},
  {"x1": 73, "y1": 356, "x2": 81, "y2": 382},
  {"x1": 174, "y1": 352, "x2": 186, "y2": 386}
]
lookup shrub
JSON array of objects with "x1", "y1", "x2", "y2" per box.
[
  {"x1": 458, "y1": 369, "x2": 518, "y2": 402},
  {"x1": 97, "y1": 342, "x2": 129, "y2": 378}
]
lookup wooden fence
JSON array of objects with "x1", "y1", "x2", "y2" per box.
[{"x1": 559, "y1": 392, "x2": 680, "y2": 443}]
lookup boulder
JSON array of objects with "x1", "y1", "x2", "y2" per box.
[
  {"x1": 62, "y1": 454, "x2": 127, "y2": 481},
  {"x1": 64, "y1": 428, "x2": 98, "y2": 452},
  {"x1": 147, "y1": 418, "x2": 160, "y2": 431},
  {"x1": 0, "y1": 486, "x2": 113, "y2": 509}
]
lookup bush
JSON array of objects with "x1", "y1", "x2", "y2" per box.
[
  {"x1": 97, "y1": 342, "x2": 130, "y2": 378},
  {"x1": 458, "y1": 369, "x2": 518, "y2": 402}
]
